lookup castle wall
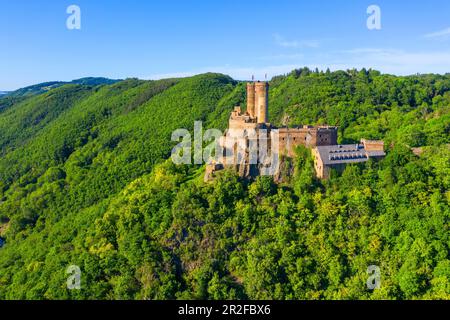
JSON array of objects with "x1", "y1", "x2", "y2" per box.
[
  {"x1": 360, "y1": 139, "x2": 384, "y2": 152},
  {"x1": 229, "y1": 119, "x2": 258, "y2": 130},
  {"x1": 277, "y1": 126, "x2": 338, "y2": 157},
  {"x1": 312, "y1": 148, "x2": 327, "y2": 179},
  {"x1": 316, "y1": 127, "x2": 338, "y2": 146}
]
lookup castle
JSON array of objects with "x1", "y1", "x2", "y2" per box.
[{"x1": 204, "y1": 81, "x2": 385, "y2": 181}]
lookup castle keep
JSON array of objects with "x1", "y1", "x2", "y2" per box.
[{"x1": 204, "y1": 81, "x2": 385, "y2": 181}]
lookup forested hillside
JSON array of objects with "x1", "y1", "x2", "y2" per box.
[
  {"x1": 0, "y1": 69, "x2": 448, "y2": 299},
  {"x1": 5, "y1": 77, "x2": 121, "y2": 98}
]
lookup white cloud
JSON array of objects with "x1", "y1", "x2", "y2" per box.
[
  {"x1": 145, "y1": 65, "x2": 303, "y2": 81},
  {"x1": 273, "y1": 33, "x2": 319, "y2": 48},
  {"x1": 144, "y1": 71, "x2": 198, "y2": 80},
  {"x1": 341, "y1": 48, "x2": 400, "y2": 55},
  {"x1": 337, "y1": 48, "x2": 450, "y2": 74},
  {"x1": 258, "y1": 53, "x2": 305, "y2": 61},
  {"x1": 424, "y1": 27, "x2": 450, "y2": 39},
  {"x1": 144, "y1": 47, "x2": 450, "y2": 82}
]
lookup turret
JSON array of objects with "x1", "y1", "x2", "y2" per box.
[
  {"x1": 246, "y1": 83, "x2": 256, "y2": 117},
  {"x1": 255, "y1": 81, "x2": 269, "y2": 124}
]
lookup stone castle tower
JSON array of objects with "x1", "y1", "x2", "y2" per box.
[{"x1": 247, "y1": 82, "x2": 269, "y2": 124}]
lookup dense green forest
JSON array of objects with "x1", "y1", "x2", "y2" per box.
[
  {"x1": 0, "y1": 69, "x2": 448, "y2": 299},
  {"x1": 4, "y1": 77, "x2": 120, "y2": 98}
]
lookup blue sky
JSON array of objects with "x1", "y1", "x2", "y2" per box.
[{"x1": 2, "y1": 0, "x2": 450, "y2": 90}]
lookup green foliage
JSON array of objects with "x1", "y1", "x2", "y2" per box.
[
  {"x1": 6, "y1": 77, "x2": 120, "y2": 98},
  {"x1": 0, "y1": 70, "x2": 448, "y2": 300},
  {"x1": 269, "y1": 68, "x2": 450, "y2": 146}
]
